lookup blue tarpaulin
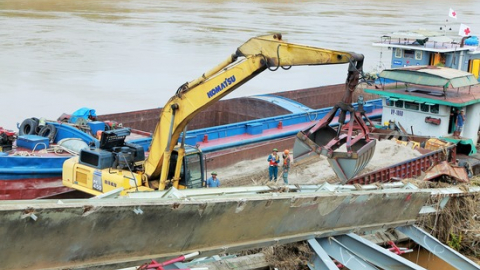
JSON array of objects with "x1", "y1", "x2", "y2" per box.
[{"x1": 69, "y1": 107, "x2": 96, "y2": 124}]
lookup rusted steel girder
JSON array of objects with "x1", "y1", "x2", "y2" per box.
[
  {"x1": 347, "y1": 144, "x2": 456, "y2": 185},
  {"x1": 0, "y1": 189, "x2": 429, "y2": 269}
]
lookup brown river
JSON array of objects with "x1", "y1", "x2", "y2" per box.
[{"x1": 1, "y1": 0, "x2": 479, "y2": 130}]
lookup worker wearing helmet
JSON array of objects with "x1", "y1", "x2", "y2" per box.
[
  {"x1": 206, "y1": 171, "x2": 220, "y2": 188},
  {"x1": 282, "y1": 149, "x2": 291, "y2": 184},
  {"x1": 267, "y1": 148, "x2": 280, "y2": 181}
]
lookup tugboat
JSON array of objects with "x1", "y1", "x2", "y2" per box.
[
  {"x1": 365, "y1": 65, "x2": 480, "y2": 159},
  {"x1": 368, "y1": 25, "x2": 480, "y2": 156}
]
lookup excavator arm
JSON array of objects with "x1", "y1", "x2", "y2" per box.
[
  {"x1": 62, "y1": 34, "x2": 375, "y2": 196},
  {"x1": 145, "y1": 34, "x2": 372, "y2": 189}
]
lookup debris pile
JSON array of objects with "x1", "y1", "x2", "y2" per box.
[
  {"x1": 240, "y1": 242, "x2": 313, "y2": 270},
  {"x1": 414, "y1": 178, "x2": 480, "y2": 261}
]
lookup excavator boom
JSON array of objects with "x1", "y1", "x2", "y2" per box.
[
  {"x1": 62, "y1": 33, "x2": 375, "y2": 196},
  {"x1": 146, "y1": 33, "x2": 374, "y2": 188}
]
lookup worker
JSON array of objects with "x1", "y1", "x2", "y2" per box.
[
  {"x1": 206, "y1": 171, "x2": 220, "y2": 188},
  {"x1": 282, "y1": 149, "x2": 291, "y2": 184},
  {"x1": 455, "y1": 110, "x2": 466, "y2": 139},
  {"x1": 267, "y1": 148, "x2": 280, "y2": 181}
]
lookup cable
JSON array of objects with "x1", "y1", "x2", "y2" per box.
[{"x1": 119, "y1": 152, "x2": 139, "y2": 191}]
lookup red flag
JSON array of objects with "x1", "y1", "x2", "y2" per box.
[
  {"x1": 459, "y1": 24, "x2": 471, "y2": 36},
  {"x1": 449, "y1": 8, "x2": 457, "y2": 19}
]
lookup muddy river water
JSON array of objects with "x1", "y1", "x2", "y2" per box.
[{"x1": 1, "y1": 0, "x2": 479, "y2": 130}]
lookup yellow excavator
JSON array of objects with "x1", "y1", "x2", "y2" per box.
[{"x1": 62, "y1": 34, "x2": 376, "y2": 196}]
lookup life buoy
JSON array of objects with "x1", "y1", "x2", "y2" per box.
[
  {"x1": 19, "y1": 118, "x2": 38, "y2": 136},
  {"x1": 38, "y1": 124, "x2": 57, "y2": 142}
]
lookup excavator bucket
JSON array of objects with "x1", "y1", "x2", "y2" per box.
[
  {"x1": 326, "y1": 139, "x2": 376, "y2": 183},
  {"x1": 293, "y1": 115, "x2": 376, "y2": 184},
  {"x1": 293, "y1": 124, "x2": 337, "y2": 159},
  {"x1": 292, "y1": 49, "x2": 375, "y2": 183}
]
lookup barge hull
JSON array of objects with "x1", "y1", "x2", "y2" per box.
[{"x1": 0, "y1": 176, "x2": 72, "y2": 200}]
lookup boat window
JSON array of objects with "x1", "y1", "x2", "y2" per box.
[
  {"x1": 404, "y1": 50, "x2": 415, "y2": 59},
  {"x1": 415, "y1": 51, "x2": 422, "y2": 60},
  {"x1": 394, "y1": 48, "x2": 402, "y2": 58},
  {"x1": 387, "y1": 98, "x2": 397, "y2": 106},
  {"x1": 420, "y1": 103, "x2": 429, "y2": 112},
  {"x1": 430, "y1": 104, "x2": 439, "y2": 114},
  {"x1": 394, "y1": 100, "x2": 404, "y2": 108},
  {"x1": 405, "y1": 101, "x2": 419, "y2": 110}
]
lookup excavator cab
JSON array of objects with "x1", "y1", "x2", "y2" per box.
[
  {"x1": 167, "y1": 145, "x2": 205, "y2": 189},
  {"x1": 293, "y1": 58, "x2": 376, "y2": 184}
]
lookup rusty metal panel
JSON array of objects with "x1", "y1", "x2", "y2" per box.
[
  {"x1": 96, "y1": 84, "x2": 355, "y2": 133},
  {"x1": 423, "y1": 161, "x2": 469, "y2": 183},
  {"x1": 0, "y1": 189, "x2": 429, "y2": 269},
  {"x1": 348, "y1": 145, "x2": 456, "y2": 184}
]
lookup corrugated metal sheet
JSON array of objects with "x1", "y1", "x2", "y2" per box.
[{"x1": 379, "y1": 66, "x2": 479, "y2": 88}]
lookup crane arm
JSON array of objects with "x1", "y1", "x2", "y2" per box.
[{"x1": 144, "y1": 34, "x2": 364, "y2": 187}]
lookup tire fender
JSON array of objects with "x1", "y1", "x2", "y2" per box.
[
  {"x1": 19, "y1": 118, "x2": 38, "y2": 136},
  {"x1": 38, "y1": 124, "x2": 57, "y2": 143}
]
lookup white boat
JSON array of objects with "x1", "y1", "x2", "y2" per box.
[{"x1": 365, "y1": 65, "x2": 480, "y2": 156}]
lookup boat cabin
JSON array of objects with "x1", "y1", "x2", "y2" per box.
[
  {"x1": 365, "y1": 66, "x2": 480, "y2": 155},
  {"x1": 372, "y1": 29, "x2": 480, "y2": 81}
]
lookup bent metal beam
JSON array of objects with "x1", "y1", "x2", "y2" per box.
[{"x1": 0, "y1": 188, "x2": 429, "y2": 269}]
